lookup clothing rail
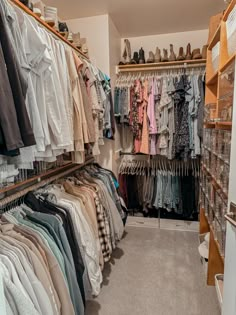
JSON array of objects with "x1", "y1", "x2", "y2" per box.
[
  {"x1": 10, "y1": 0, "x2": 89, "y2": 61},
  {"x1": 116, "y1": 59, "x2": 206, "y2": 73},
  {"x1": 0, "y1": 157, "x2": 94, "y2": 208}
]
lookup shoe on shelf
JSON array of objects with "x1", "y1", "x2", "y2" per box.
[
  {"x1": 169, "y1": 44, "x2": 176, "y2": 61},
  {"x1": 192, "y1": 48, "x2": 202, "y2": 59},
  {"x1": 147, "y1": 51, "x2": 155, "y2": 63},
  {"x1": 60, "y1": 32, "x2": 69, "y2": 39},
  {"x1": 154, "y1": 47, "x2": 161, "y2": 63},
  {"x1": 68, "y1": 32, "x2": 73, "y2": 43},
  {"x1": 185, "y1": 43, "x2": 192, "y2": 60},
  {"x1": 82, "y1": 39, "x2": 89, "y2": 56},
  {"x1": 72, "y1": 32, "x2": 82, "y2": 49},
  {"x1": 20, "y1": 0, "x2": 33, "y2": 10},
  {"x1": 177, "y1": 47, "x2": 185, "y2": 61},
  {"x1": 32, "y1": 0, "x2": 44, "y2": 15},
  {"x1": 139, "y1": 47, "x2": 145, "y2": 64},
  {"x1": 162, "y1": 49, "x2": 168, "y2": 62},
  {"x1": 202, "y1": 45, "x2": 208, "y2": 59},
  {"x1": 33, "y1": 7, "x2": 41, "y2": 17},
  {"x1": 131, "y1": 52, "x2": 139, "y2": 64},
  {"x1": 59, "y1": 22, "x2": 69, "y2": 32},
  {"x1": 121, "y1": 39, "x2": 132, "y2": 64}
]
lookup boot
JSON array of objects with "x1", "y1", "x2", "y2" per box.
[
  {"x1": 139, "y1": 47, "x2": 145, "y2": 64},
  {"x1": 147, "y1": 51, "x2": 155, "y2": 63},
  {"x1": 185, "y1": 43, "x2": 192, "y2": 60},
  {"x1": 121, "y1": 39, "x2": 131, "y2": 64},
  {"x1": 162, "y1": 49, "x2": 168, "y2": 62},
  {"x1": 126, "y1": 39, "x2": 132, "y2": 64},
  {"x1": 169, "y1": 44, "x2": 176, "y2": 61},
  {"x1": 68, "y1": 32, "x2": 73, "y2": 43},
  {"x1": 202, "y1": 45, "x2": 208, "y2": 59},
  {"x1": 72, "y1": 32, "x2": 82, "y2": 49},
  {"x1": 177, "y1": 47, "x2": 185, "y2": 60},
  {"x1": 132, "y1": 52, "x2": 139, "y2": 64},
  {"x1": 81, "y1": 39, "x2": 89, "y2": 56},
  {"x1": 59, "y1": 22, "x2": 69, "y2": 32},
  {"x1": 154, "y1": 47, "x2": 161, "y2": 63},
  {"x1": 192, "y1": 48, "x2": 202, "y2": 59}
]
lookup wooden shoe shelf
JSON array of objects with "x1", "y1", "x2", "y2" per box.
[
  {"x1": 200, "y1": 0, "x2": 236, "y2": 286},
  {"x1": 117, "y1": 59, "x2": 206, "y2": 73},
  {"x1": 11, "y1": 0, "x2": 89, "y2": 61}
]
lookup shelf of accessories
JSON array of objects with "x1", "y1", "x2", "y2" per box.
[
  {"x1": 117, "y1": 59, "x2": 206, "y2": 72},
  {"x1": 11, "y1": 0, "x2": 89, "y2": 60},
  {"x1": 202, "y1": 161, "x2": 228, "y2": 200}
]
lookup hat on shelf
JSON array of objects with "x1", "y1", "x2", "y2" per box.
[{"x1": 44, "y1": 6, "x2": 58, "y2": 29}]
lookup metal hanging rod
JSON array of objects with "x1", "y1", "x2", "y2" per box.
[
  {"x1": 116, "y1": 59, "x2": 206, "y2": 74},
  {"x1": 0, "y1": 157, "x2": 94, "y2": 208}
]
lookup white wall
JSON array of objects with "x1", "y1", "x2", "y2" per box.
[
  {"x1": 121, "y1": 29, "x2": 208, "y2": 58},
  {"x1": 66, "y1": 15, "x2": 110, "y2": 74}
]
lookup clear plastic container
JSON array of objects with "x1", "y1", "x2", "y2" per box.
[{"x1": 223, "y1": 131, "x2": 231, "y2": 163}]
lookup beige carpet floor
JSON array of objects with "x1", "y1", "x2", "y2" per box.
[{"x1": 85, "y1": 224, "x2": 220, "y2": 315}]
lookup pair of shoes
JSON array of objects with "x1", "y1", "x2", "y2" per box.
[
  {"x1": 131, "y1": 52, "x2": 139, "y2": 64},
  {"x1": 131, "y1": 47, "x2": 146, "y2": 64},
  {"x1": 20, "y1": 0, "x2": 33, "y2": 10},
  {"x1": 192, "y1": 45, "x2": 208, "y2": 60},
  {"x1": 177, "y1": 44, "x2": 208, "y2": 60},
  {"x1": 67, "y1": 32, "x2": 82, "y2": 49}
]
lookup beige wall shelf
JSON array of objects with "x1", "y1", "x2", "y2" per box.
[{"x1": 117, "y1": 59, "x2": 206, "y2": 72}]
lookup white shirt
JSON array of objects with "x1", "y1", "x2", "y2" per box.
[{"x1": 47, "y1": 186, "x2": 103, "y2": 296}]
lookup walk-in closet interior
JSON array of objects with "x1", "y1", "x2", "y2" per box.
[{"x1": 1, "y1": 0, "x2": 236, "y2": 314}]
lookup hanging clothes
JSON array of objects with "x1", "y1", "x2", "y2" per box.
[
  {"x1": 0, "y1": 0, "x2": 115, "y2": 173},
  {"x1": 118, "y1": 156, "x2": 200, "y2": 218},
  {"x1": 115, "y1": 70, "x2": 205, "y2": 159},
  {"x1": 0, "y1": 164, "x2": 127, "y2": 315}
]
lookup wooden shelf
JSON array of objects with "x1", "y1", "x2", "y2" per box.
[
  {"x1": 204, "y1": 121, "x2": 232, "y2": 130},
  {"x1": 216, "y1": 121, "x2": 232, "y2": 130},
  {"x1": 204, "y1": 122, "x2": 216, "y2": 128},
  {"x1": 0, "y1": 162, "x2": 73, "y2": 195},
  {"x1": 208, "y1": 24, "x2": 221, "y2": 50},
  {"x1": 200, "y1": 207, "x2": 210, "y2": 234},
  {"x1": 223, "y1": 0, "x2": 236, "y2": 21},
  {"x1": 11, "y1": 0, "x2": 89, "y2": 60},
  {"x1": 117, "y1": 59, "x2": 206, "y2": 72},
  {"x1": 202, "y1": 165, "x2": 228, "y2": 200},
  {"x1": 206, "y1": 71, "x2": 218, "y2": 85},
  {"x1": 225, "y1": 213, "x2": 236, "y2": 228},
  {"x1": 199, "y1": 210, "x2": 224, "y2": 286},
  {"x1": 219, "y1": 53, "x2": 236, "y2": 73}
]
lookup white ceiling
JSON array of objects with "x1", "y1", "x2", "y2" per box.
[{"x1": 44, "y1": 0, "x2": 226, "y2": 37}]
